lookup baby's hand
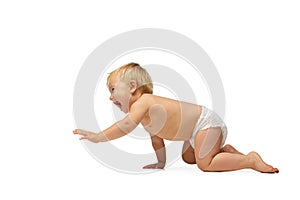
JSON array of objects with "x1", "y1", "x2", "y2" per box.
[
  {"x1": 143, "y1": 162, "x2": 165, "y2": 169},
  {"x1": 73, "y1": 129, "x2": 100, "y2": 143}
]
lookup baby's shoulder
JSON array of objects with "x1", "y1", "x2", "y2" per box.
[
  {"x1": 136, "y1": 94, "x2": 166, "y2": 109},
  {"x1": 129, "y1": 94, "x2": 154, "y2": 113},
  {"x1": 138, "y1": 93, "x2": 154, "y2": 104},
  {"x1": 139, "y1": 94, "x2": 175, "y2": 103}
]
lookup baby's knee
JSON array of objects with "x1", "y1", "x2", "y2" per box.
[
  {"x1": 196, "y1": 162, "x2": 211, "y2": 172},
  {"x1": 182, "y1": 153, "x2": 196, "y2": 164}
]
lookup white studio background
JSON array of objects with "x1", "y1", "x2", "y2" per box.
[{"x1": 0, "y1": 1, "x2": 299, "y2": 200}]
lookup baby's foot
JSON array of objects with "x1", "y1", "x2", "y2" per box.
[{"x1": 248, "y1": 151, "x2": 279, "y2": 173}]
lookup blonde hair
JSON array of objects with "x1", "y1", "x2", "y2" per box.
[{"x1": 107, "y1": 63, "x2": 153, "y2": 94}]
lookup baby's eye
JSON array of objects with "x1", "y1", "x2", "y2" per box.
[{"x1": 111, "y1": 88, "x2": 115, "y2": 92}]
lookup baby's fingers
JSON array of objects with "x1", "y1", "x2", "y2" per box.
[
  {"x1": 143, "y1": 164, "x2": 156, "y2": 169},
  {"x1": 79, "y1": 136, "x2": 88, "y2": 140},
  {"x1": 73, "y1": 129, "x2": 88, "y2": 136}
]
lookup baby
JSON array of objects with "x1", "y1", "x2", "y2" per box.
[{"x1": 73, "y1": 63, "x2": 279, "y2": 173}]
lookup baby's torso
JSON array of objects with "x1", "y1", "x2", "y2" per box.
[{"x1": 140, "y1": 95, "x2": 201, "y2": 140}]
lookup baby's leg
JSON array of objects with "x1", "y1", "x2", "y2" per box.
[
  {"x1": 221, "y1": 144, "x2": 244, "y2": 155},
  {"x1": 182, "y1": 141, "x2": 196, "y2": 164},
  {"x1": 194, "y1": 127, "x2": 279, "y2": 173}
]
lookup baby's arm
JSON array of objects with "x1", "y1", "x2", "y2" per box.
[
  {"x1": 143, "y1": 135, "x2": 166, "y2": 169},
  {"x1": 74, "y1": 97, "x2": 149, "y2": 143}
]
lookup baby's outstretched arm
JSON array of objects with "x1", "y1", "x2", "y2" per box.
[
  {"x1": 73, "y1": 129, "x2": 104, "y2": 142},
  {"x1": 73, "y1": 122, "x2": 127, "y2": 143},
  {"x1": 73, "y1": 96, "x2": 149, "y2": 143}
]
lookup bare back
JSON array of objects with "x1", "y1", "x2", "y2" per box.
[{"x1": 140, "y1": 94, "x2": 201, "y2": 140}]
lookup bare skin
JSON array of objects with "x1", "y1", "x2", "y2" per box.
[
  {"x1": 193, "y1": 128, "x2": 279, "y2": 173},
  {"x1": 74, "y1": 77, "x2": 279, "y2": 173}
]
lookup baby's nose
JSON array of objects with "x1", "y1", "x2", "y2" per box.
[{"x1": 109, "y1": 94, "x2": 113, "y2": 101}]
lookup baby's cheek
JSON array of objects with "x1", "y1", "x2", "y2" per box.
[{"x1": 120, "y1": 93, "x2": 131, "y2": 103}]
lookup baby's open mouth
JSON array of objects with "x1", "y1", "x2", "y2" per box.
[{"x1": 113, "y1": 101, "x2": 122, "y2": 108}]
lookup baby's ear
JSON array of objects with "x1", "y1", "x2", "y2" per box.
[{"x1": 129, "y1": 80, "x2": 138, "y2": 94}]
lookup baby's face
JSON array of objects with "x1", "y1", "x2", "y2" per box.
[{"x1": 108, "y1": 77, "x2": 131, "y2": 113}]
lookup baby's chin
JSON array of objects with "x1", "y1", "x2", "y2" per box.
[
  {"x1": 120, "y1": 105, "x2": 129, "y2": 113},
  {"x1": 121, "y1": 108, "x2": 129, "y2": 113}
]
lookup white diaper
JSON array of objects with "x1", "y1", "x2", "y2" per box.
[{"x1": 190, "y1": 106, "x2": 227, "y2": 148}]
